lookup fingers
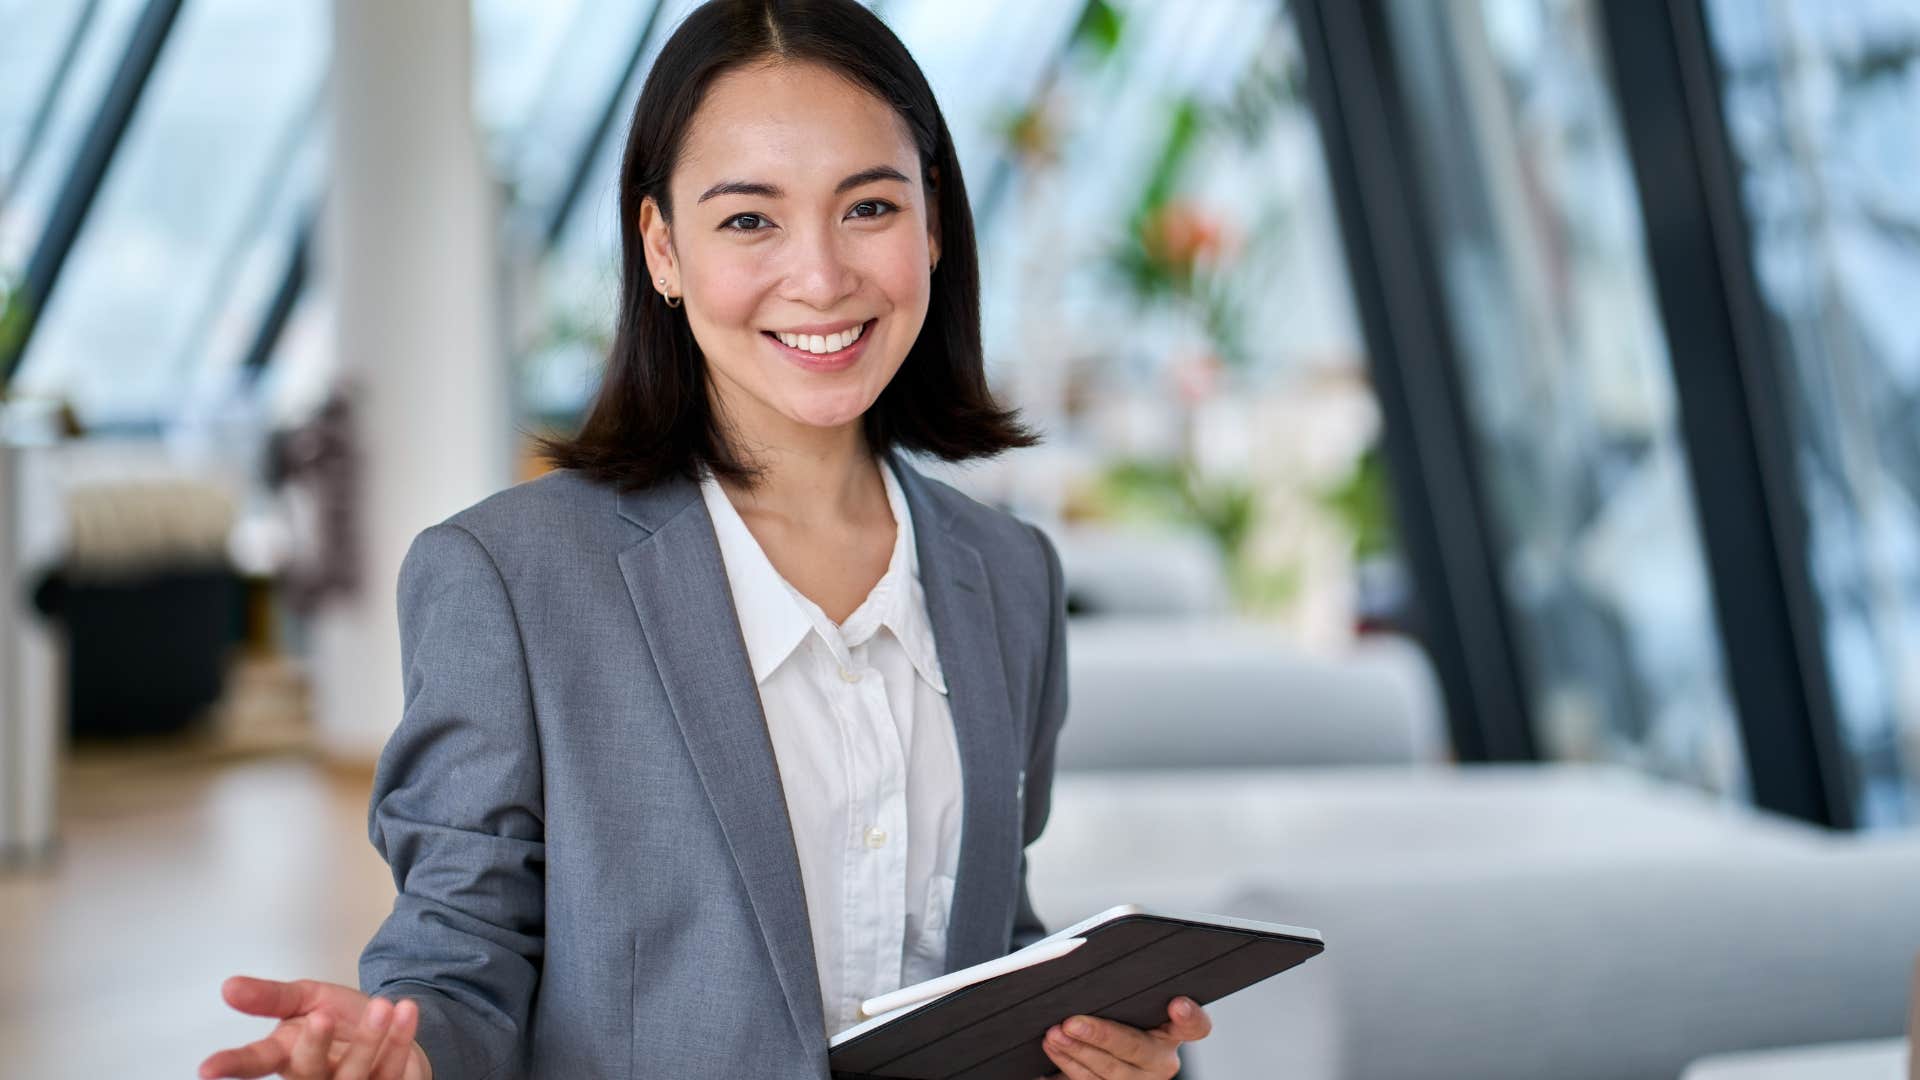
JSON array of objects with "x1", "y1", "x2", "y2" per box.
[
  {"x1": 1044, "y1": 1024, "x2": 1145, "y2": 1080},
  {"x1": 333, "y1": 996, "x2": 396, "y2": 1080},
  {"x1": 1041, "y1": 1004, "x2": 1210, "y2": 1080},
  {"x1": 1041, "y1": 1033, "x2": 1101, "y2": 1080},
  {"x1": 289, "y1": 1014, "x2": 334, "y2": 1077},
  {"x1": 1062, "y1": 1014, "x2": 1167, "y2": 1065},
  {"x1": 369, "y1": 999, "x2": 421, "y2": 1080},
  {"x1": 1158, "y1": 997, "x2": 1213, "y2": 1043},
  {"x1": 221, "y1": 975, "x2": 315, "y2": 1020},
  {"x1": 199, "y1": 1033, "x2": 290, "y2": 1079}
]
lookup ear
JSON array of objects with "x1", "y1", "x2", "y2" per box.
[{"x1": 638, "y1": 194, "x2": 677, "y2": 298}]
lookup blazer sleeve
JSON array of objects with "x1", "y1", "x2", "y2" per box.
[
  {"x1": 1010, "y1": 522, "x2": 1070, "y2": 951},
  {"x1": 359, "y1": 522, "x2": 545, "y2": 1080}
]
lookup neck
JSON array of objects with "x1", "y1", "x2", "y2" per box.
[{"x1": 713, "y1": 404, "x2": 886, "y2": 529}]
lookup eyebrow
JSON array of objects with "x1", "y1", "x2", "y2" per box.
[{"x1": 696, "y1": 164, "x2": 912, "y2": 204}]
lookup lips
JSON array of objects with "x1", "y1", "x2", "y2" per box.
[{"x1": 761, "y1": 318, "x2": 876, "y2": 373}]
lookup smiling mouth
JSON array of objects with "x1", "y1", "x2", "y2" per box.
[{"x1": 760, "y1": 318, "x2": 875, "y2": 362}]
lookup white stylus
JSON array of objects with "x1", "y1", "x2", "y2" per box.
[{"x1": 858, "y1": 936, "x2": 1088, "y2": 1020}]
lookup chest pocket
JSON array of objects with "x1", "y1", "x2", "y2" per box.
[{"x1": 904, "y1": 871, "x2": 958, "y2": 981}]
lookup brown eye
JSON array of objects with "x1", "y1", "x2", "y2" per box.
[
  {"x1": 848, "y1": 200, "x2": 897, "y2": 219},
  {"x1": 722, "y1": 213, "x2": 769, "y2": 232}
]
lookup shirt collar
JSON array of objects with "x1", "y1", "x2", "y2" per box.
[
  {"x1": 862, "y1": 458, "x2": 948, "y2": 694},
  {"x1": 699, "y1": 469, "x2": 813, "y2": 685},
  {"x1": 697, "y1": 458, "x2": 947, "y2": 695}
]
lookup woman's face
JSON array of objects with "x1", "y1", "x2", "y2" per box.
[{"x1": 640, "y1": 60, "x2": 939, "y2": 443}]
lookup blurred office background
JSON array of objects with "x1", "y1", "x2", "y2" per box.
[{"x1": 2, "y1": 1, "x2": 1918, "y2": 1077}]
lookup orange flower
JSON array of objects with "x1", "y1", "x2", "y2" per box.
[{"x1": 1141, "y1": 201, "x2": 1227, "y2": 275}]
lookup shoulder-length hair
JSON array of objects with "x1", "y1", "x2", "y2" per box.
[{"x1": 535, "y1": 0, "x2": 1036, "y2": 491}]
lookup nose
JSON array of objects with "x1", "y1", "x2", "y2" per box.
[{"x1": 780, "y1": 223, "x2": 858, "y2": 309}]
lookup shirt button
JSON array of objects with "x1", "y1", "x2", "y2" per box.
[
  {"x1": 864, "y1": 826, "x2": 888, "y2": 849},
  {"x1": 839, "y1": 667, "x2": 862, "y2": 683}
]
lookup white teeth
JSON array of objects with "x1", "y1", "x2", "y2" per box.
[{"x1": 774, "y1": 321, "x2": 865, "y2": 354}]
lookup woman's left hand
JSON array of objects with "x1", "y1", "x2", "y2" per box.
[{"x1": 1040, "y1": 996, "x2": 1212, "y2": 1079}]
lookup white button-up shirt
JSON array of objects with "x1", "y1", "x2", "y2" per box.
[{"x1": 698, "y1": 458, "x2": 964, "y2": 1036}]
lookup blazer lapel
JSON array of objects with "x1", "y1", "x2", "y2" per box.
[
  {"x1": 613, "y1": 478, "x2": 827, "y2": 1059},
  {"x1": 890, "y1": 455, "x2": 1025, "y2": 974}
]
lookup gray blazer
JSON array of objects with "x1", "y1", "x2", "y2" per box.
[{"x1": 357, "y1": 451, "x2": 1068, "y2": 1079}]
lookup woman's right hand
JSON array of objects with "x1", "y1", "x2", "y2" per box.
[{"x1": 199, "y1": 975, "x2": 432, "y2": 1080}]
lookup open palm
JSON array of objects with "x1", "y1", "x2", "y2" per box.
[{"x1": 200, "y1": 975, "x2": 430, "y2": 1080}]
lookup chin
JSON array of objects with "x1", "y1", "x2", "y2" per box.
[{"x1": 783, "y1": 390, "x2": 879, "y2": 431}]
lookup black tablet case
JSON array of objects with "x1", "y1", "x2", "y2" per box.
[{"x1": 828, "y1": 912, "x2": 1324, "y2": 1080}]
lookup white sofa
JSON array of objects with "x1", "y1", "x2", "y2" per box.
[
  {"x1": 1681, "y1": 1038, "x2": 1909, "y2": 1079},
  {"x1": 1052, "y1": 524, "x2": 1235, "y2": 619},
  {"x1": 1024, "y1": 765, "x2": 1920, "y2": 1080}
]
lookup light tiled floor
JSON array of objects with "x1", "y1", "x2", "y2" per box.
[{"x1": 0, "y1": 750, "x2": 397, "y2": 1078}]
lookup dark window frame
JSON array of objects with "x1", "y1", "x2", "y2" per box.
[
  {"x1": 1294, "y1": 0, "x2": 1857, "y2": 825},
  {"x1": 1596, "y1": 0, "x2": 1853, "y2": 826},
  {"x1": 1293, "y1": 0, "x2": 1539, "y2": 763}
]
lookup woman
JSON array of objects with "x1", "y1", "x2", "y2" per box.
[{"x1": 201, "y1": 2, "x2": 1212, "y2": 1077}]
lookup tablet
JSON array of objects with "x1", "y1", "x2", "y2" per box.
[{"x1": 828, "y1": 905, "x2": 1325, "y2": 1080}]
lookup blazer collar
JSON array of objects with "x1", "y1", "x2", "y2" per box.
[
  {"x1": 614, "y1": 470, "x2": 701, "y2": 535},
  {"x1": 615, "y1": 470, "x2": 826, "y2": 1058},
  {"x1": 888, "y1": 456, "x2": 1024, "y2": 974},
  {"x1": 611, "y1": 451, "x2": 1022, "y2": 1053}
]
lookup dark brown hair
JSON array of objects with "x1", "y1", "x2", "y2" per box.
[{"x1": 534, "y1": 0, "x2": 1036, "y2": 491}]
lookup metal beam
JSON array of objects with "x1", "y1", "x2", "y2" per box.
[
  {"x1": 1597, "y1": 0, "x2": 1854, "y2": 827},
  {"x1": 1292, "y1": 0, "x2": 1538, "y2": 762},
  {"x1": 3, "y1": 0, "x2": 184, "y2": 386},
  {"x1": 240, "y1": 214, "x2": 313, "y2": 375},
  {"x1": 0, "y1": 0, "x2": 103, "y2": 218}
]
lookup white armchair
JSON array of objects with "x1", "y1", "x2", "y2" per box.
[{"x1": 1059, "y1": 618, "x2": 1447, "y2": 771}]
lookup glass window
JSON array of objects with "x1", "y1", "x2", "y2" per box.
[
  {"x1": 0, "y1": 0, "x2": 91, "y2": 183},
  {"x1": 10, "y1": 0, "x2": 328, "y2": 426},
  {"x1": 475, "y1": 0, "x2": 669, "y2": 218},
  {"x1": 521, "y1": 0, "x2": 705, "y2": 421},
  {"x1": 228, "y1": 1, "x2": 670, "y2": 431},
  {"x1": 1386, "y1": 0, "x2": 1749, "y2": 796},
  {"x1": 891, "y1": 0, "x2": 1388, "y2": 640},
  {"x1": 0, "y1": 0, "x2": 147, "y2": 274},
  {"x1": 1704, "y1": 0, "x2": 1920, "y2": 826}
]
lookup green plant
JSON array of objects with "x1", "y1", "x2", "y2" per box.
[
  {"x1": 1097, "y1": 24, "x2": 1309, "y2": 371},
  {"x1": 1317, "y1": 443, "x2": 1396, "y2": 559},
  {"x1": 1093, "y1": 458, "x2": 1313, "y2": 614},
  {"x1": 0, "y1": 272, "x2": 31, "y2": 380},
  {"x1": 1094, "y1": 458, "x2": 1257, "y2": 564},
  {"x1": 1100, "y1": 98, "x2": 1244, "y2": 366},
  {"x1": 1069, "y1": 0, "x2": 1125, "y2": 58}
]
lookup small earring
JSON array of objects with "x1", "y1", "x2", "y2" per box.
[
  {"x1": 656, "y1": 276, "x2": 681, "y2": 307},
  {"x1": 664, "y1": 293, "x2": 682, "y2": 308}
]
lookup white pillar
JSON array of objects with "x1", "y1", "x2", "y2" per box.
[
  {"x1": 313, "y1": 0, "x2": 507, "y2": 762},
  {"x1": 0, "y1": 410, "x2": 66, "y2": 866}
]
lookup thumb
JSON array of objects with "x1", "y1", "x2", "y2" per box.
[
  {"x1": 220, "y1": 975, "x2": 316, "y2": 1019},
  {"x1": 1162, "y1": 997, "x2": 1212, "y2": 1042}
]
